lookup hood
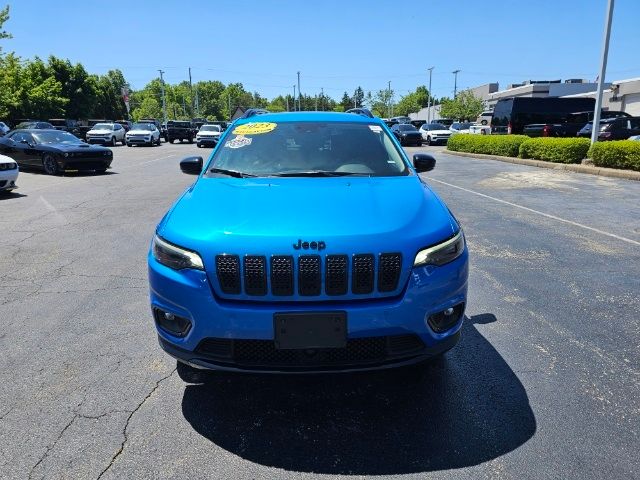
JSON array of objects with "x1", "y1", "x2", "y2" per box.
[
  {"x1": 88, "y1": 129, "x2": 112, "y2": 135},
  {"x1": 0, "y1": 154, "x2": 16, "y2": 164},
  {"x1": 127, "y1": 129, "x2": 153, "y2": 135},
  {"x1": 198, "y1": 131, "x2": 220, "y2": 136},
  {"x1": 160, "y1": 175, "x2": 455, "y2": 256},
  {"x1": 45, "y1": 142, "x2": 110, "y2": 153},
  {"x1": 426, "y1": 129, "x2": 451, "y2": 135},
  {"x1": 158, "y1": 175, "x2": 458, "y2": 301}
]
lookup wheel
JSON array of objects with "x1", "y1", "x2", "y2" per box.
[
  {"x1": 126, "y1": 143, "x2": 132, "y2": 147},
  {"x1": 121, "y1": 137, "x2": 126, "y2": 146},
  {"x1": 169, "y1": 139, "x2": 175, "y2": 144},
  {"x1": 197, "y1": 143, "x2": 202, "y2": 148},
  {"x1": 42, "y1": 154, "x2": 60, "y2": 175},
  {"x1": 148, "y1": 138, "x2": 154, "y2": 147},
  {"x1": 110, "y1": 136, "x2": 116, "y2": 146},
  {"x1": 176, "y1": 361, "x2": 210, "y2": 383},
  {"x1": 426, "y1": 136, "x2": 432, "y2": 145},
  {"x1": 481, "y1": 120, "x2": 488, "y2": 125},
  {"x1": 95, "y1": 168, "x2": 107, "y2": 174},
  {"x1": 188, "y1": 136, "x2": 193, "y2": 144},
  {"x1": 179, "y1": 138, "x2": 184, "y2": 143},
  {"x1": 156, "y1": 136, "x2": 161, "y2": 146},
  {"x1": 417, "y1": 141, "x2": 422, "y2": 146}
]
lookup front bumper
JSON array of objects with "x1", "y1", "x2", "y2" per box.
[
  {"x1": 196, "y1": 137, "x2": 219, "y2": 146},
  {"x1": 87, "y1": 136, "x2": 112, "y2": 144},
  {"x1": 0, "y1": 168, "x2": 19, "y2": 191},
  {"x1": 148, "y1": 250, "x2": 468, "y2": 373},
  {"x1": 127, "y1": 136, "x2": 152, "y2": 144}
]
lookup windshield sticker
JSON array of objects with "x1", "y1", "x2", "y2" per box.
[
  {"x1": 224, "y1": 135, "x2": 252, "y2": 149},
  {"x1": 369, "y1": 125, "x2": 383, "y2": 133},
  {"x1": 232, "y1": 122, "x2": 277, "y2": 135}
]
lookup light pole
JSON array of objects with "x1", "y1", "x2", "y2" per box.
[
  {"x1": 387, "y1": 81, "x2": 392, "y2": 118},
  {"x1": 158, "y1": 69, "x2": 167, "y2": 123},
  {"x1": 452, "y1": 70, "x2": 460, "y2": 98},
  {"x1": 320, "y1": 87, "x2": 324, "y2": 111},
  {"x1": 427, "y1": 66, "x2": 434, "y2": 124},
  {"x1": 591, "y1": 0, "x2": 615, "y2": 144},
  {"x1": 293, "y1": 85, "x2": 296, "y2": 111},
  {"x1": 297, "y1": 71, "x2": 301, "y2": 111}
]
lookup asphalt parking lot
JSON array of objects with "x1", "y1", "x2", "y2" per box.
[{"x1": 1, "y1": 141, "x2": 639, "y2": 479}]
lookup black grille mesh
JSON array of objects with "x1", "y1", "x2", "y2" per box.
[
  {"x1": 270, "y1": 255, "x2": 294, "y2": 296},
  {"x1": 216, "y1": 255, "x2": 241, "y2": 294},
  {"x1": 298, "y1": 255, "x2": 321, "y2": 296},
  {"x1": 352, "y1": 254, "x2": 375, "y2": 294},
  {"x1": 244, "y1": 256, "x2": 267, "y2": 295},
  {"x1": 325, "y1": 255, "x2": 348, "y2": 295},
  {"x1": 378, "y1": 253, "x2": 402, "y2": 292},
  {"x1": 195, "y1": 334, "x2": 425, "y2": 369},
  {"x1": 215, "y1": 251, "x2": 402, "y2": 296}
]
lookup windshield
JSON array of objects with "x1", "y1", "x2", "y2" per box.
[
  {"x1": 32, "y1": 131, "x2": 82, "y2": 144},
  {"x1": 131, "y1": 123, "x2": 154, "y2": 131},
  {"x1": 200, "y1": 125, "x2": 220, "y2": 132},
  {"x1": 398, "y1": 124, "x2": 417, "y2": 131},
  {"x1": 205, "y1": 121, "x2": 408, "y2": 178},
  {"x1": 428, "y1": 123, "x2": 447, "y2": 130},
  {"x1": 92, "y1": 123, "x2": 113, "y2": 130}
]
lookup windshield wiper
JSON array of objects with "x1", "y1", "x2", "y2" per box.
[
  {"x1": 209, "y1": 167, "x2": 256, "y2": 178},
  {"x1": 273, "y1": 170, "x2": 369, "y2": 177}
]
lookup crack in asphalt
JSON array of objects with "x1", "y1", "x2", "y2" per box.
[
  {"x1": 95, "y1": 368, "x2": 176, "y2": 479},
  {"x1": 28, "y1": 411, "x2": 80, "y2": 480}
]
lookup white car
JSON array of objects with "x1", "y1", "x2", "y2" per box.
[
  {"x1": 418, "y1": 123, "x2": 452, "y2": 145},
  {"x1": 86, "y1": 122, "x2": 126, "y2": 146},
  {"x1": 0, "y1": 154, "x2": 19, "y2": 193},
  {"x1": 468, "y1": 124, "x2": 492, "y2": 135},
  {"x1": 196, "y1": 124, "x2": 222, "y2": 147},
  {"x1": 126, "y1": 122, "x2": 162, "y2": 147}
]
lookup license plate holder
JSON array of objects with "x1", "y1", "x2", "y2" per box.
[{"x1": 274, "y1": 311, "x2": 347, "y2": 350}]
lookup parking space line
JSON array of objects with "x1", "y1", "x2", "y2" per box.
[{"x1": 428, "y1": 177, "x2": 640, "y2": 247}]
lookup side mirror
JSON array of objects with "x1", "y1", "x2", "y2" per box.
[
  {"x1": 180, "y1": 156, "x2": 203, "y2": 175},
  {"x1": 413, "y1": 153, "x2": 436, "y2": 173}
]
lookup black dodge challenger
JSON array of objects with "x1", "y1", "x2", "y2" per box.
[{"x1": 0, "y1": 129, "x2": 113, "y2": 175}]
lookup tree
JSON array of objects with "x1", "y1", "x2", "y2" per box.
[
  {"x1": 368, "y1": 89, "x2": 394, "y2": 117},
  {"x1": 438, "y1": 90, "x2": 484, "y2": 121},
  {"x1": 0, "y1": 5, "x2": 11, "y2": 55},
  {"x1": 353, "y1": 86, "x2": 365, "y2": 108},
  {"x1": 132, "y1": 96, "x2": 162, "y2": 121},
  {"x1": 339, "y1": 92, "x2": 352, "y2": 111}
]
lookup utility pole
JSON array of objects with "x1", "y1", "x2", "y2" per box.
[
  {"x1": 293, "y1": 85, "x2": 296, "y2": 111},
  {"x1": 452, "y1": 69, "x2": 460, "y2": 98},
  {"x1": 354, "y1": 89, "x2": 357, "y2": 108},
  {"x1": 286, "y1": 95, "x2": 289, "y2": 112},
  {"x1": 182, "y1": 96, "x2": 187, "y2": 117},
  {"x1": 427, "y1": 66, "x2": 434, "y2": 124},
  {"x1": 591, "y1": 0, "x2": 615, "y2": 144},
  {"x1": 315, "y1": 95, "x2": 318, "y2": 111},
  {"x1": 188, "y1": 67, "x2": 193, "y2": 118},
  {"x1": 388, "y1": 81, "x2": 391, "y2": 118},
  {"x1": 195, "y1": 85, "x2": 200, "y2": 118},
  {"x1": 320, "y1": 87, "x2": 324, "y2": 111},
  {"x1": 297, "y1": 71, "x2": 301, "y2": 111},
  {"x1": 158, "y1": 69, "x2": 167, "y2": 123},
  {"x1": 228, "y1": 95, "x2": 231, "y2": 120}
]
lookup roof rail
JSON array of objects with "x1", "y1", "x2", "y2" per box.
[
  {"x1": 239, "y1": 108, "x2": 270, "y2": 119},
  {"x1": 345, "y1": 108, "x2": 374, "y2": 118}
]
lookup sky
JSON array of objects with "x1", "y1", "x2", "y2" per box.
[{"x1": 3, "y1": 0, "x2": 639, "y2": 101}]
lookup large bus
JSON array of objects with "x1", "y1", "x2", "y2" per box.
[{"x1": 491, "y1": 97, "x2": 596, "y2": 134}]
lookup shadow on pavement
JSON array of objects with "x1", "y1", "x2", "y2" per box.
[
  {"x1": 181, "y1": 314, "x2": 536, "y2": 475},
  {"x1": 0, "y1": 191, "x2": 27, "y2": 200}
]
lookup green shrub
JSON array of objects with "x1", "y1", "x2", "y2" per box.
[
  {"x1": 518, "y1": 137, "x2": 591, "y2": 164},
  {"x1": 587, "y1": 140, "x2": 640, "y2": 171},
  {"x1": 446, "y1": 134, "x2": 528, "y2": 157}
]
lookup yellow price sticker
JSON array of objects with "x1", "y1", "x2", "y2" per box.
[{"x1": 232, "y1": 122, "x2": 277, "y2": 135}]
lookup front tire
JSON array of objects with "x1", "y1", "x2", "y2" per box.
[
  {"x1": 110, "y1": 136, "x2": 116, "y2": 147},
  {"x1": 42, "y1": 154, "x2": 60, "y2": 175},
  {"x1": 121, "y1": 137, "x2": 126, "y2": 146},
  {"x1": 426, "y1": 136, "x2": 432, "y2": 145}
]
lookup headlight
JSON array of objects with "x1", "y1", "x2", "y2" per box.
[
  {"x1": 64, "y1": 152, "x2": 69, "y2": 157},
  {"x1": 152, "y1": 235, "x2": 204, "y2": 270},
  {"x1": 414, "y1": 231, "x2": 465, "y2": 267}
]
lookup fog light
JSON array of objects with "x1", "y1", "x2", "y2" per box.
[
  {"x1": 153, "y1": 308, "x2": 192, "y2": 337},
  {"x1": 427, "y1": 303, "x2": 464, "y2": 333}
]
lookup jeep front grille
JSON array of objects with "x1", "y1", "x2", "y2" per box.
[{"x1": 215, "y1": 253, "x2": 402, "y2": 297}]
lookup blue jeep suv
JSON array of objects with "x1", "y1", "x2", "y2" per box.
[{"x1": 148, "y1": 112, "x2": 468, "y2": 379}]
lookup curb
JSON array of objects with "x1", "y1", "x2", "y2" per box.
[{"x1": 442, "y1": 150, "x2": 640, "y2": 181}]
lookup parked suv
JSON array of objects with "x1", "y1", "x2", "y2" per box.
[
  {"x1": 166, "y1": 120, "x2": 195, "y2": 143},
  {"x1": 86, "y1": 122, "x2": 127, "y2": 146},
  {"x1": 196, "y1": 124, "x2": 222, "y2": 147},
  {"x1": 148, "y1": 112, "x2": 468, "y2": 380},
  {"x1": 578, "y1": 116, "x2": 640, "y2": 141},
  {"x1": 126, "y1": 122, "x2": 162, "y2": 146}
]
